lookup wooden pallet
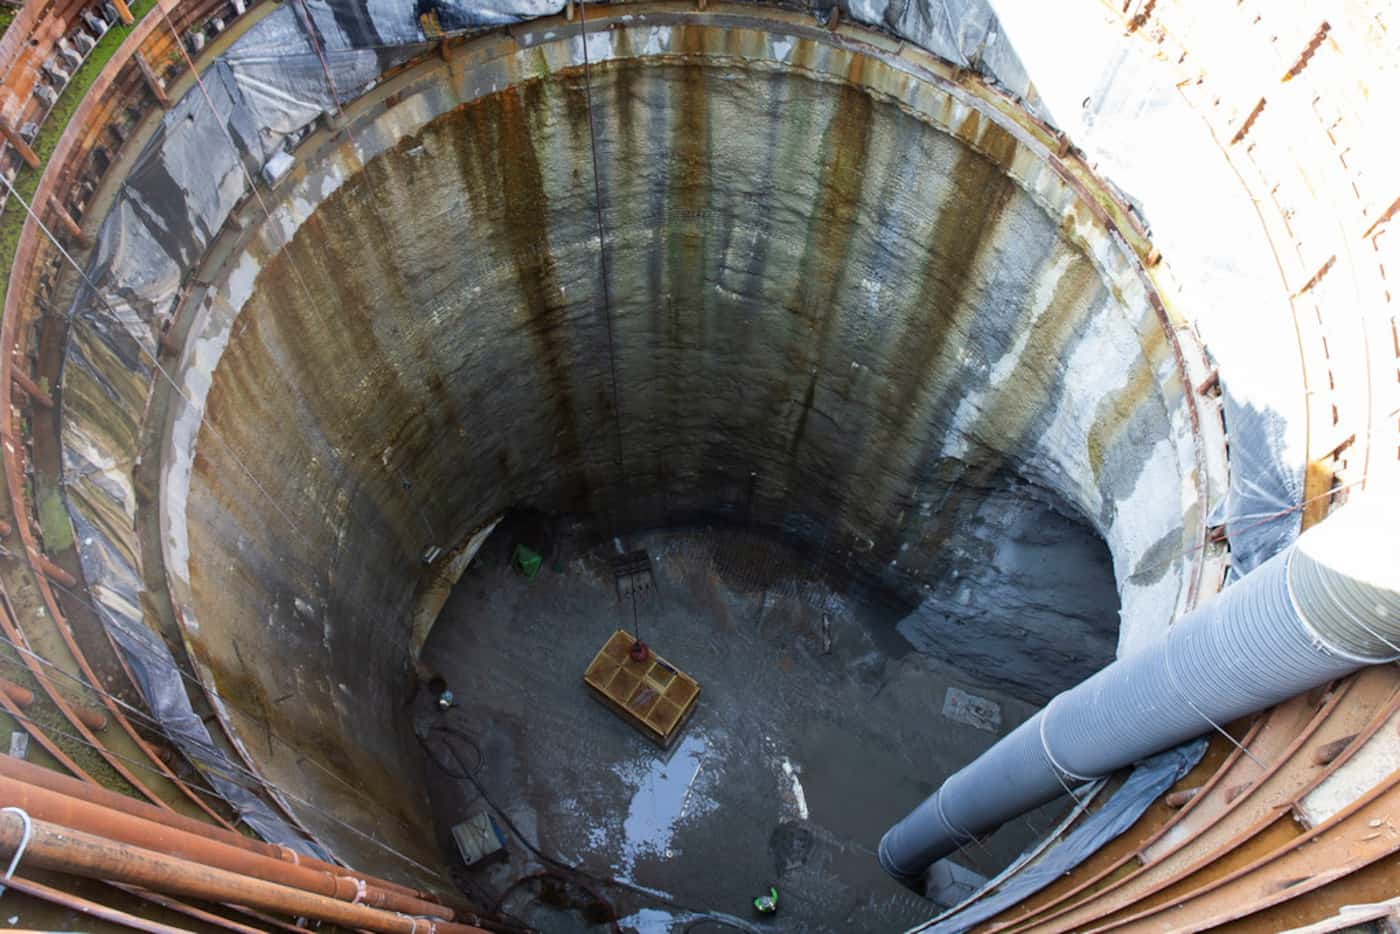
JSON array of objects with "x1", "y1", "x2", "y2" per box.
[{"x1": 583, "y1": 630, "x2": 700, "y2": 748}]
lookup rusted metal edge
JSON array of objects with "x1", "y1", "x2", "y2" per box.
[
  {"x1": 1092, "y1": 757, "x2": 1400, "y2": 931},
  {"x1": 986, "y1": 715, "x2": 1275, "y2": 933},
  {"x1": 1041, "y1": 670, "x2": 1400, "y2": 932},
  {"x1": 1006, "y1": 674, "x2": 1367, "y2": 932}
]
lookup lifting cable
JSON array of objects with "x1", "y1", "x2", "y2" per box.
[{"x1": 576, "y1": 3, "x2": 644, "y2": 649}]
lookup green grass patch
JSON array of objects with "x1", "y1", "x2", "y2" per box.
[
  {"x1": 0, "y1": 0, "x2": 160, "y2": 303},
  {"x1": 38, "y1": 486, "x2": 75, "y2": 551}
]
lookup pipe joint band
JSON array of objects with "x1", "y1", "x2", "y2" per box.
[
  {"x1": 1286, "y1": 551, "x2": 1400, "y2": 666},
  {"x1": 934, "y1": 790, "x2": 978, "y2": 847},
  {"x1": 1039, "y1": 699, "x2": 1096, "y2": 784}
]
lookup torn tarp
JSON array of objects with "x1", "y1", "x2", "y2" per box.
[{"x1": 909, "y1": 737, "x2": 1209, "y2": 934}]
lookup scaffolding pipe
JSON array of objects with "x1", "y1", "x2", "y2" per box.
[
  {"x1": 0, "y1": 811, "x2": 489, "y2": 934},
  {"x1": 879, "y1": 499, "x2": 1400, "y2": 884},
  {"x1": 0, "y1": 754, "x2": 433, "y2": 902},
  {"x1": 0, "y1": 774, "x2": 453, "y2": 919},
  {"x1": 3, "y1": 873, "x2": 190, "y2": 934}
]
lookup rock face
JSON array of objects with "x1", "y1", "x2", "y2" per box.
[{"x1": 52, "y1": 14, "x2": 1205, "y2": 878}]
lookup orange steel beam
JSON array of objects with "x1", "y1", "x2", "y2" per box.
[
  {"x1": 0, "y1": 117, "x2": 39, "y2": 168},
  {"x1": 0, "y1": 674, "x2": 106, "y2": 731},
  {"x1": 134, "y1": 50, "x2": 170, "y2": 107},
  {"x1": 108, "y1": 883, "x2": 270, "y2": 934},
  {"x1": 0, "y1": 672, "x2": 95, "y2": 781},
  {"x1": 9, "y1": 365, "x2": 52, "y2": 410},
  {"x1": 1234, "y1": 853, "x2": 1400, "y2": 932}
]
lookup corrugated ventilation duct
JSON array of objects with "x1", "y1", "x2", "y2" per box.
[{"x1": 879, "y1": 497, "x2": 1400, "y2": 884}]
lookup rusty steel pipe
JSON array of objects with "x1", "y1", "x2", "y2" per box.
[
  {"x1": 0, "y1": 774, "x2": 453, "y2": 920},
  {"x1": 0, "y1": 754, "x2": 432, "y2": 902},
  {"x1": 0, "y1": 117, "x2": 39, "y2": 169},
  {"x1": 27, "y1": 550, "x2": 77, "y2": 589},
  {"x1": 9, "y1": 367, "x2": 52, "y2": 410},
  {"x1": 0, "y1": 676, "x2": 107, "y2": 731},
  {"x1": 0, "y1": 677, "x2": 33, "y2": 706},
  {"x1": 0, "y1": 811, "x2": 488, "y2": 934},
  {"x1": 111, "y1": 882, "x2": 282, "y2": 934},
  {"x1": 4, "y1": 874, "x2": 191, "y2": 934}
]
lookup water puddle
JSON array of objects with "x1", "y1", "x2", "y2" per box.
[{"x1": 616, "y1": 732, "x2": 711, "y2": 878}]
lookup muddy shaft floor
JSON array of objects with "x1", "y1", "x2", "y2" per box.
[{"x1": 418, "y1": 521, "x2": 1061, "y2": 933}]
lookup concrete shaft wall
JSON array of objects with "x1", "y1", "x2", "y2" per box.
[{"x1": 125, "y1": 17, "x2": 1205, "y2": 875}]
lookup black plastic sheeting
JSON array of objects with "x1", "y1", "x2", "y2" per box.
[
  {"x1": 910, "y1": 737, "x2": 1209, "y2": 934},
  {"x1": 56, "y1": 0, "x2": 1039, "y2": 857},
  {"x1": 61, "y1": 0, "x2": 439, "y2": 858},
  {"x1": 842, "y1": 0, "x2": 1036, "y2": 106}
]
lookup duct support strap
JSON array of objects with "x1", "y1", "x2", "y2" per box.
[{"x1": 879, "y1": 498, "x2": 1400, "y2": 884}]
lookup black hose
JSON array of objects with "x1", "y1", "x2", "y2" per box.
[
  {"x1": 490, "y1": 871, "x2": 621, "y2": 934},
  {"x1": 421, "y1": 722, "x2": 622, "y2": 933}
]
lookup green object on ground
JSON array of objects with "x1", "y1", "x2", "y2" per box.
[
  {"x1": 753, "y1": 886, "x2": 778, "y2": 914},
  {"x1": 512, "y1": 544, "x2": 542, "y2": 579}
]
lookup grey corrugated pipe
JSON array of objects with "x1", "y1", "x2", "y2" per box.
[{"x1": 879, "y1": 498, "x2": 1400, "y2": 885}]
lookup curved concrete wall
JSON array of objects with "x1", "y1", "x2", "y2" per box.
[{"x1": 136, "y1": 16, "x2": 1207, "y2": 874}]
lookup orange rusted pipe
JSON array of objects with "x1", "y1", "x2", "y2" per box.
[
  {"x1": 47, "y1": 195, "x2": 86, "y2": 243},
  {"x1": 4, "y1": 874, "x2": 190, "y2": 934},
  {"x1": 0, "y1": 676, "x2": 106, "y2": 731},
  {"x1": 27, "y1": 551, "x2": 77, "y2": 589},
  {"x1": 9, "y1": 367, "x2": 52, "y2": 409},
  {"x1": 0, "y1": 811, "x2": 487, "y2": 934},
  {"x1": 0, "y1": 677, "x2": 33, "y2": 706},
  {"x1": 0, "y1": 774, "x2": 452, "y2": 920},
  {"x1": 0, "y1": 117, "x2": 39, "y2": 169},
  {"x1": 0, "y1": 754, "x2": 433, "y2": 902},
  {"x1": 70, "y1": 701, "x2": 107, "y2": 732}
]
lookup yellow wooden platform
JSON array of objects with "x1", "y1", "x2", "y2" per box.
[{"x1": 583, "y1": 630, "x2": 700, "y2": 748}]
